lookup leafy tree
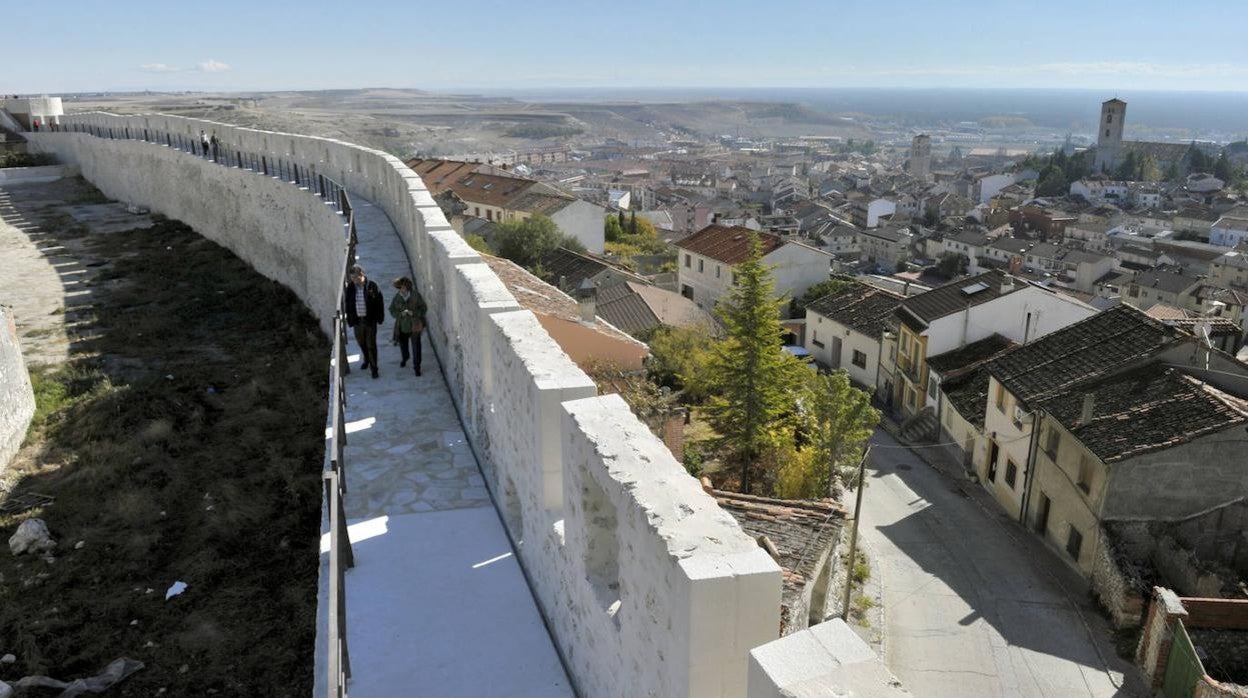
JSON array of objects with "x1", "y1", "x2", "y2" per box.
[
  {"x1": 605, "y1": 215, "x2": 625, "y2": 243},
  {"x1": 1215, "y1": 151, "x2": 1235, "y2": 184},
  {"x1": 1164, "y1": 161, "x2": 1182, "y2": 182},
  {"x1": 1035, "y1": 165, "x2": 1068, "y2": 197},
  {"x1": 791, "y1": 276, "x2": 855, "y2": 318},
  {"x1": 1187, "y1": 143, "x2": 1213, "y2": 174},
  {"x1": 704, "y1": 234, "x2": 808, "y2": 493},
  {"x1": 629, "y1": 210, "x2": 638, "y2": 235},
  {"x1": 936, "y1": 252, "x2": 969, "y2": 278},
  {"x1": 796, "y1": 370, "x2": 879, "y2": 497},
  {"x1": 617, "y1": 209, "x2": 626, "y2": 230},
  {"x1": 1113, "y1": 151, "x2": 1139, "y2": 181},
  {"x1": 644, "y1": 323, "x2": 719, "y2": 405},
  {"x1": 465, "y1": 234, "x2": 492, "y2": 254},
  {"x1": 493, "y1": 214, "x2": 584, "y2": 269}
]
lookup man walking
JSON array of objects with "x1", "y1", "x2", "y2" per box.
[
  {"x1": 200, "y1": 131, "x2": 211, "y2": 159},
  {"x1": 344, "y1": 264, "x2": 385, "y2": 378}
]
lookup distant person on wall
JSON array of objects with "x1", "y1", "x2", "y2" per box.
[
  {"x1": 389, "y1": 276, "x2": 427, "y2": 376},
  {"x1": 200, "y1": 131, "x2": 210, "y2": 158},
  {"x1": 210, "y1": 133, "x2": 220, "y2": 163},
  {"x1": 31, "y1": 119, "x2": 39, "y2": 132},
  {"x1": 344, "y1": 264, "x2": 385, "y2": 379}
]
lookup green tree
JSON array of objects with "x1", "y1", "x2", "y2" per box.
[
  {"x1": 644, "y1": 323, "x2": 719, "y2": 404},
  {"x1": 605, "y1": 215, "x2": 625, "y2": 243},
  {"x1": 1164, "y1": 161, "x2": 1182, "y2": 182},
  {"x1": 1136, "y1": 154, "x2": 1162, "y2": 182},
  {"x1": 1187, "y1": 143, "x2": 1213, "y2": 174},
  {"x1": 936, "y1": 252, "x2": 969, "y2": 278},
  {"x1": 493, "y1": 214, "x2": 584, "y2": 270},
  {"x1": 1215, "y1": 151, "x2": 1235, "y2": 184},
  {"x1": 797, "y1": 370, "x2": 879, "y2": 497},
  {"x1": 629, "y1": 210, "x2": 638, "y2": 235},
  {"x1": 791, "y1": 276, "x2": 855, "y2": 318},
  {"x1": 704, "y1": 234, "x2": 807, "y2": 493},
  {"x1": 1114, "y1": 151, "x2": 1139, "y2": 181},
  {"x1": 1035, "y1": 165, "x2": 1068, "y2": 197},
  {"x1": 465, "y1": 234, "x2": 492, "y2": 254},
  {"x1": 617, "y1": 209, "x2": 626, "y2": 230}
]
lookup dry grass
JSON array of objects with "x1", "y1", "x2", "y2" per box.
[{"x1": 0, "y1": 218, "x2": 328, "y2": 695}]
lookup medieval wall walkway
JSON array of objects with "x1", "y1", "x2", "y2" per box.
[{"x1": 314, "y1": 193, "x2": 572, "y2": 697}]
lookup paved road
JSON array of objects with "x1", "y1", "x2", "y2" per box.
[{"x1": 854, "y1": 430, "x2": 1145, "y2": 697}]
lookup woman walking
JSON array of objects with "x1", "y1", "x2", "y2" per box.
[{"x1": 389, "y1": 277, "x2": 427, "y2": 376}]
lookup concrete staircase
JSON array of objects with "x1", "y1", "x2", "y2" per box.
[{"x1": 899, "y1": 406, "x2": 939, "y2": 443}]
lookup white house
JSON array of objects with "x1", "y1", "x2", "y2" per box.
[
  {"x1": 674, "y1": 225, "x2": 832, "y2": 316},
  {"x1": 1210, "y1": 214, "x2": 1248, "y2": 248},
  {"x1": 804, "y1": 283, "x2": 904, "y2": 389},
  {"x1": 974, "y1": 173, "x2": 1016, "y2": 205},
  {"x1": 885, "y1": 270, "x2": 1098, "y2": 420}
]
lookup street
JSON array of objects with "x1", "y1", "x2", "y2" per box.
[{"x1": 854, "y1": 430, "x2": 1145, "y2": 697}]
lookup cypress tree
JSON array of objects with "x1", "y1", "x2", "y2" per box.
[{"x1": 704, "y1": 234, "x2": 805, "y2": 493}]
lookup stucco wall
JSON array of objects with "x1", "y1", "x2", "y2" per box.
[
  {"x1": 35, "y1": 114, "x2": 783, "y2": 698},
  {"x1": 0, "y1": 307, "x2": 35, "y2": 473},
  {"x1": 0, "y1": 164, "x2": 79, "y2": 185}
]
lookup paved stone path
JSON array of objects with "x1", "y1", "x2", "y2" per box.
[
  {"x1": 856, "y1": 429, "x2": 1145, "y2": 698},
  {"x1": 317, "y1": 193, "x2": 573, "y2": 698}
]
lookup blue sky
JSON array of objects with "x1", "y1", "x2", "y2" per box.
[{"x1": 8, "y1": 0, "x2": 1248, "y2": 93}]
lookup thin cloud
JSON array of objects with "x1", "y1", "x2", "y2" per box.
[
  {"x1": 139, "y1": 63, "x2": 180, "y2": 73},
  {"x1": 195, "y1": 60, "x2": 231, "y2": 73}
]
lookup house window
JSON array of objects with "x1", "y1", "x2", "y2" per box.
[
  {"x1": 1066, "y1": 526, "x2": 1084, "y2": 561},
  {"x1": 698, "y1": 259, "x2": 704, "y2": 273},
  {"x1": 486, "y1": 209, "x2": 493, "y2": 221},
  {"x1": 475, "y1": 207, "x2": 481, "y2": 217},
  {"x1": 987, "y1": 441, "x2": 999, "y2": 482},
  {"x1": 928, "y1": 376, "x2": 938, "y2": 400},
  {"x1": 852, "y1": 350, "x2": 867, "y2": 369},
  {"x1": 684, "y1": 254, "x2": 691, "y2": 268},
  {"x1": 1105, "y1": 129, "x2": 1111, "y2": 137},
  {"x1": 995, "y1": 382, "x2": 1007, "y2": 412},
  {"x1": 1044, "y1": 425, "x2": 1060, "y2": 458},
  {"x1": 1106, "y1": 114, "x2": 1113, "y2": 124},
  {"x1": 1077, "y1": 455, "x2": 1092, "y2": 494},
  {"x1": 1005, "y1": 460, "x2": 1018, "y2": 489},
  {"x1": 716, "y1": 265, "x2": 721, "y2": 278},
  {"x1": 680, "y1": 284, "x2": 694, "y2": 300},
  {"x1": 888, "y1": 345, "x2": 896, "y2": 362}
]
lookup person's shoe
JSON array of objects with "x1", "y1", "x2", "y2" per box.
[
  {"x1": 400, "y1": 359, "x2": 407, "y2": 368},
  {"x1": 415, "y1": 366, "x2": 421, "y2": 376},
  {"x1": 371, "y1": 368, "x2": 379, "y2": 379},
  {"x1": 360, "y1": 361, "x2": 370, "y2": 371}
]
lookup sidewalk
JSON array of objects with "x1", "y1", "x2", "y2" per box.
[{"x1": 314, "y1": 194, "x2": 572, "y2": 697}]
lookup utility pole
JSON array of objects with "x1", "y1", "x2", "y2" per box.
[{"x1": 840, "y1": 446, "x2": 872, "y2": 622}]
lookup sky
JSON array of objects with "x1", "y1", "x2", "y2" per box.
[{"x1": 8, "y1": 0, "x2": 1248, "y2": 94}]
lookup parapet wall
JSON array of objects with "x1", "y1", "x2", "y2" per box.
[
  {"x1": 0, "y1": 307, "x2": 35, "y2": 474},
  {"x1": 32, "y1": 113, "x2": 783, "y2": 698}
]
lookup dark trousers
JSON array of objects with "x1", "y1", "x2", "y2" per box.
[
  {"x1": 353, "y1": 320, "x2": 379, "y2": 371},
  {"x1": 397, "y1": 331, "x2": 422, "y2": 370}
]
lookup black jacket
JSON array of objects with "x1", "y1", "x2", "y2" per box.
[{"x1": 344, "y1": 279, "x2": 385, "y2": 326}]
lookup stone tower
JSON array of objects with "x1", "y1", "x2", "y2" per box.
[
  {"x1": 1094, "y1": 98, "x2": 1126, "y2": 173},
  {"x1": 908, "y1": 134, "x2": 931, "y2": 182}
]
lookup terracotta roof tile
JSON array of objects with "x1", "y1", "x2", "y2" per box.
[{"x1": 674, "y1": 224, "x2": 785, "y2": 265}]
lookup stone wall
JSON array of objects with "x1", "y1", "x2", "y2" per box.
[
  {"x1": 0, "y1": 164, "x2": 78, "y2": 185},
  {"x1": 33, "y1": 114, "x2": 784, "y2": 698},
  {"x1": 1089, "y1": 528, "x2": 1147, "y2": 628},
  {"x1": 0, "y1": 307, "x2": 35, "y2": 473}
]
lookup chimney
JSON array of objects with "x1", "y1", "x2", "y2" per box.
[
  {"x1": 1000, "y1": 275, "x2": 1015, "y2": 293},
  {"x1": 576, "y1": 278, "x2": 597, "y2": 323},
  {"x1": 1080, "y1": 393, "x2": 1095, "y2": 425}
]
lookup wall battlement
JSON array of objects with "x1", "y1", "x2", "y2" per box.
[{"x1": 29, "y1": 113, "x2": 784, "y2": 698}]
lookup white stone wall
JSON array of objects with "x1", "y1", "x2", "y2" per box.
[
  {"x1": 37, "y1": 113, "x2": 783, "y2": 698},
  {"x1": 0, "y1": 307, "x2": 35, "y2": 474},
  {"x1": 28, "y1": 131, "x2": 347, "y2": 335}
]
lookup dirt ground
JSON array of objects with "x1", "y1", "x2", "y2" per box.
[{"x1": 0, "y1": 177, "x2": 328, "y2": 696}]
